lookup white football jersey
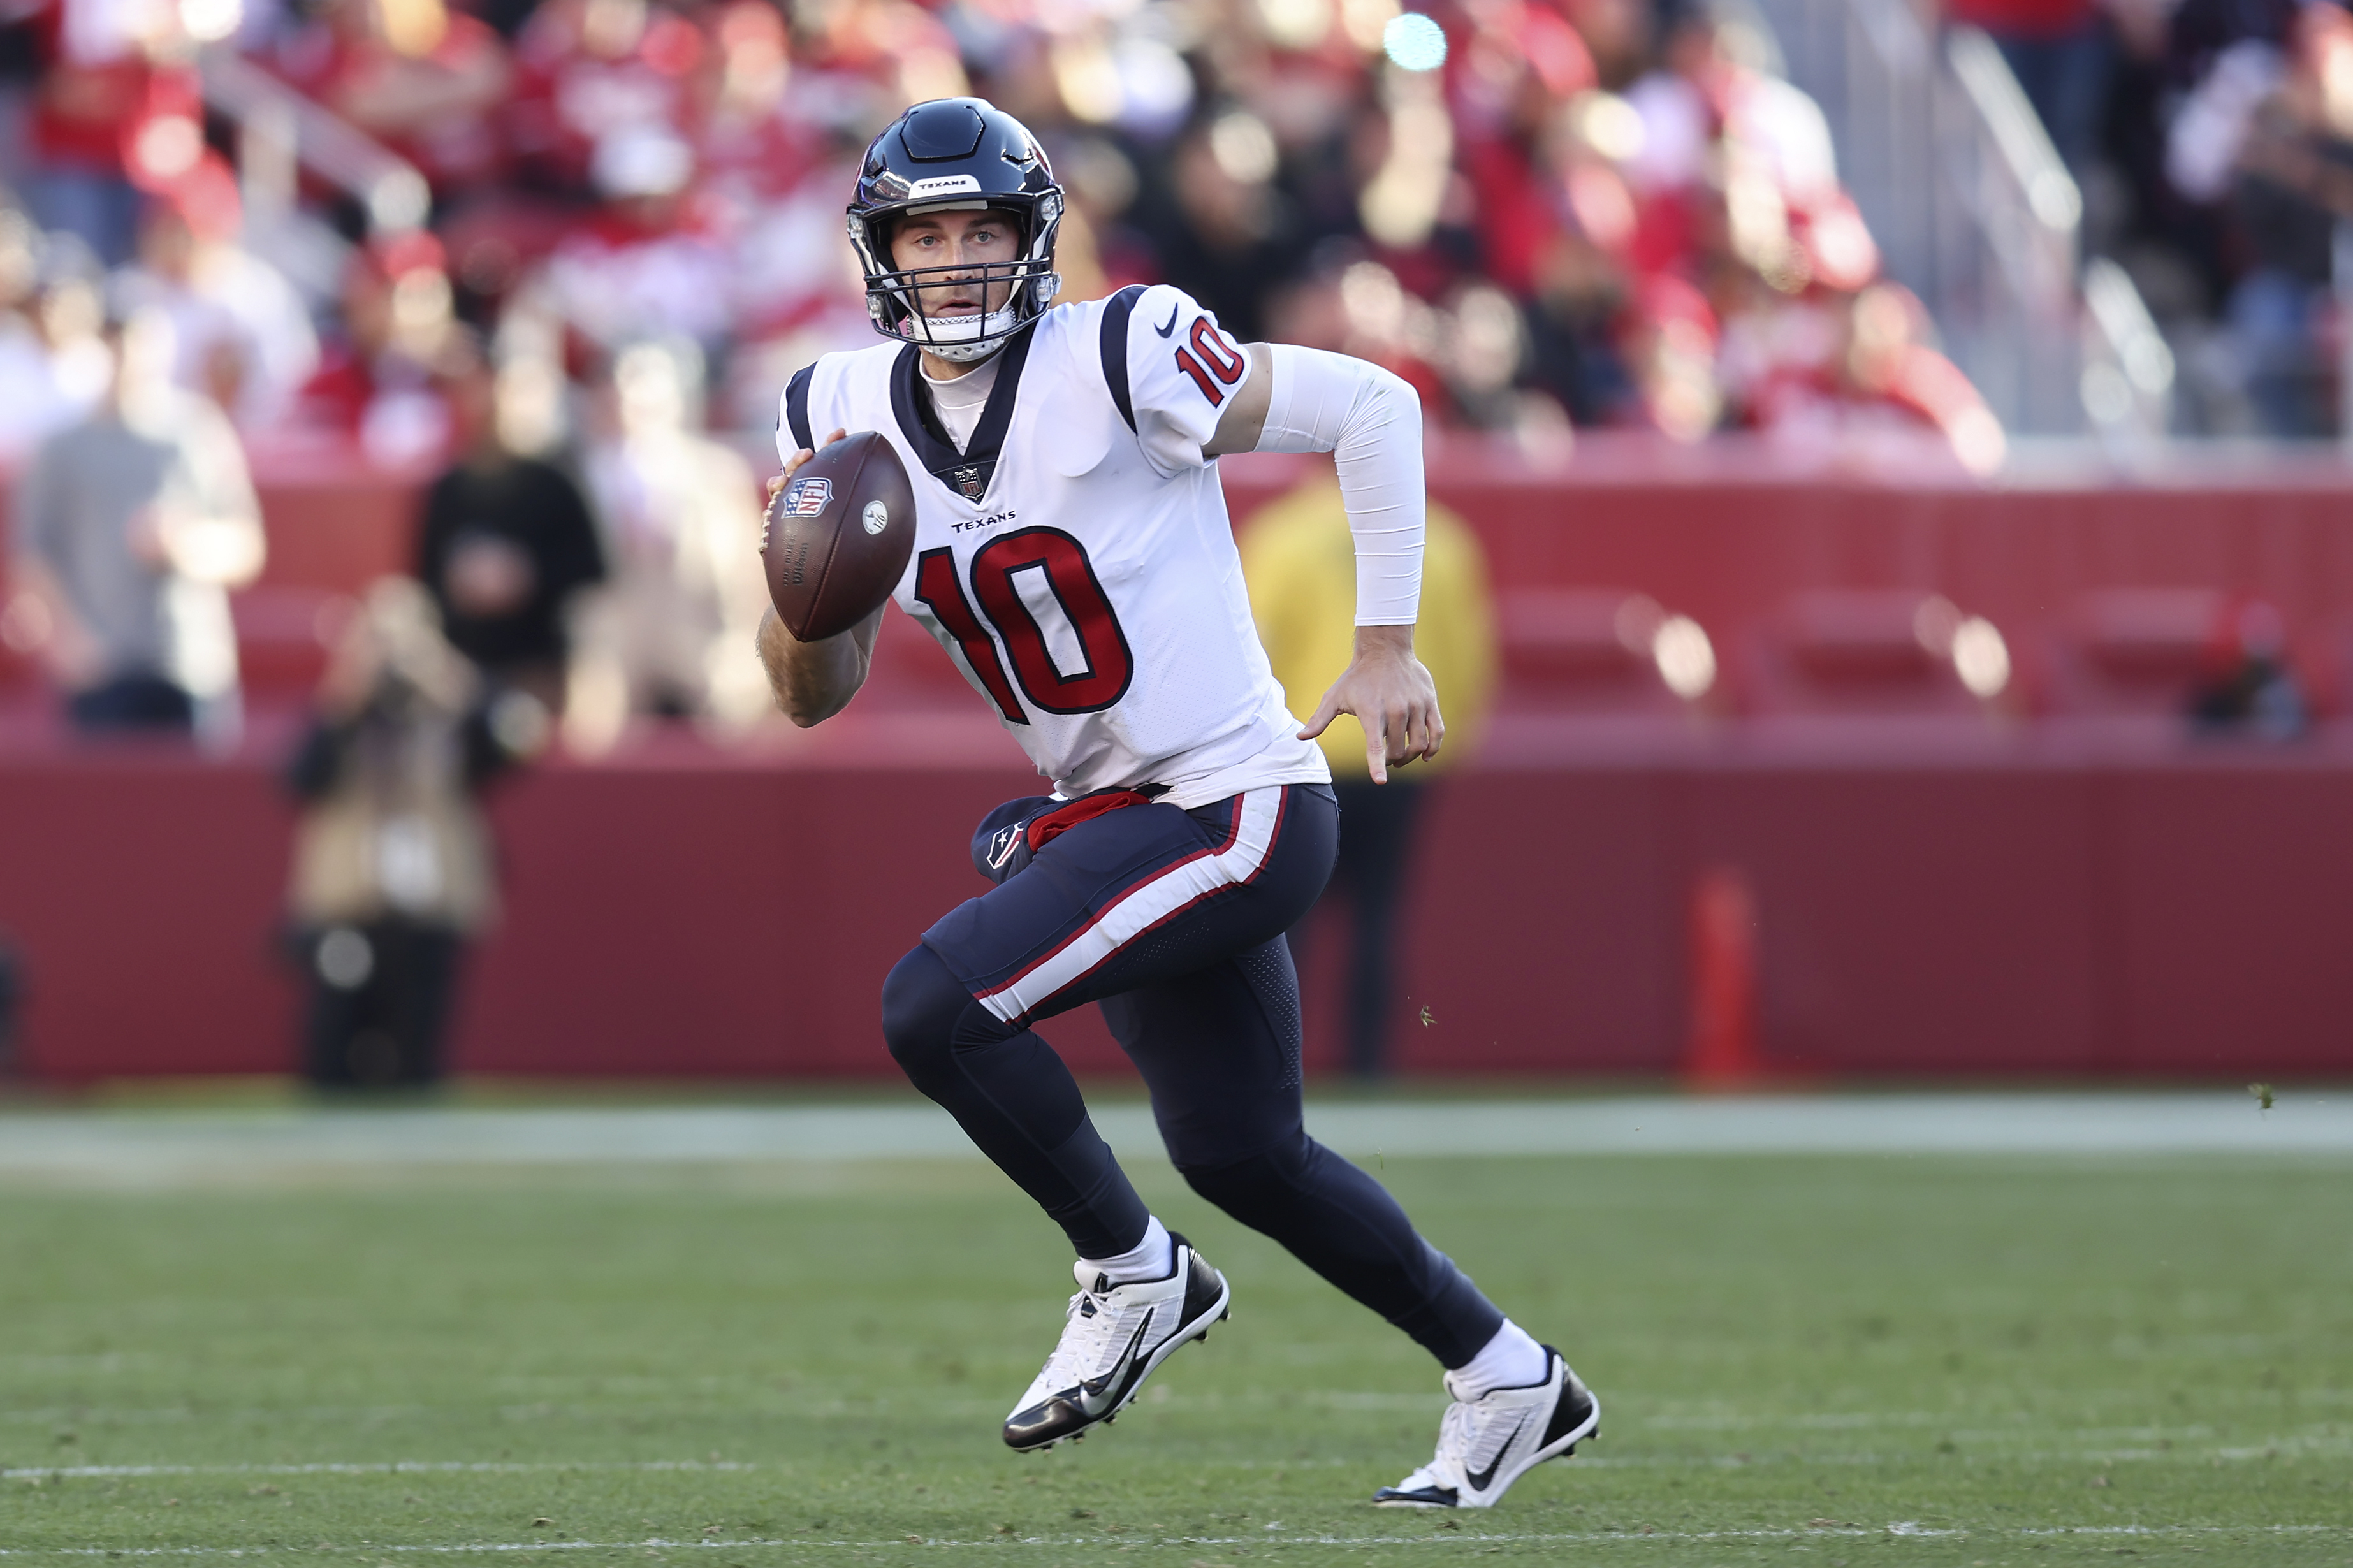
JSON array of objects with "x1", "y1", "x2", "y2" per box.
[{"x1": 778, "y1": 284, "x2": 1332, "y2": 809}]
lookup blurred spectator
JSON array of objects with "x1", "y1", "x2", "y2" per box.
[
  {"x1": 110, "y1": 160, "x2": 320, "y2": 427},
  {"x1": 1617, "y1": 10, "x2": 1888, "y2": 437},
  {"x1": 2187, "y1": 599, "x2": 2308, "y2": 740},
  {"x1": 0, "y1": 247, "x2": 114, "y2": 460},
  {"x1": 293, "y1": 230, "x2": 458, "y2": 465},
  {"x1": 0, "y1": 204, "x2": 101, "y2": 461},
  {"x1": 541, "y1": 124, "x2": 732, "y2": 354},
  {"x1": 1946, "y1": 0, "x2": 2113, "y2": 176},
  {"x1": 285, "y1": 576, "x2": 547, "y2": 1088},
  {"x1": 2167, "y1": 3, "x2": 2353, "y2": 437},
  {"x1": 1733, "y1": 280, "x2": 2007, "y2": 472},
  {"x1": 413, "y1": 331, "x2": 604, "y2": 715},
  {"x1": 8, "y1": 305, "x2": 264, "y2": 741},
  {"x1": 6, "y1": 0, "x2": 2027, "y2": 467},
  {"x1": 569, "y1": 337, "x2": 769, "y2": 747},
  {"x1": 1138, "y1": 108, "x2": 1304, "y2": 342},
  {"x1": 1520, "y1": 89, "x2": 1642, "y2": 425},
  {"x1": 266, "y1": 0, "x2": 512, "y2": 203},
  {"x1": 690, "y1": 0, "x2": 826, "y2": 264},
  {"x1": 506, "y1": 0, "x2": 707, "y2": 200},
  {"x1": 1621, "y1": 271, "x2": 1722, "y2": 439},
  {"x1": 15, "y1": 0, "x2": 208, "y2": 266},
  {"x1": 1242, "y1": 465, "x2": 1497, "y2": 1077},
  {"x1": 1445, "y1": 0, "x2": 1599, "y2": 305}
]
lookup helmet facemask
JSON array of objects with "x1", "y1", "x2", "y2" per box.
[{"x1": 849, "y1": 194, "x2": 1063, "y2": 362}]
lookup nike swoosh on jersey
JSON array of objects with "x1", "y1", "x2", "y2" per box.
[
  {"x1": 1153, "y1": 304, "x2": 1180, "y2": 337},
  {"x1": 1464, "y1": 1414, "x2": 1527, "y2": 1492},
  {"x1": 1074, "y1": 1312, "x2": 1155, "y2": 1415}
]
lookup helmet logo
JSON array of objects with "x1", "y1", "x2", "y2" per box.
[{"x1": 910, "y1": 175, "x2": 983, "y2": 197}]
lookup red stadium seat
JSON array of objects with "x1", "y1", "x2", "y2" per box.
[
  {"x1": 1742, "y1": 591, "x2": 2004, "y2": 719},
  {"x1": 2040, "y1": 590, "x2": 2226, "y2": 731},
  {"x1": 1497, "y1": 588, "x2": 1710, "y2": 714}
]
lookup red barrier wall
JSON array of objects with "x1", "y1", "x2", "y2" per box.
[
  {"x1": 6, "y1": 725, "x2": 2350, "y2": 1084},
  {"x1": 8, "y1": 438, "x2": 2353, "y2": 1082}
]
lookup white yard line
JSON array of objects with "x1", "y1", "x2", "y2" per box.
[
  {"x1": 6, "y1": 1433, "x2": 2343, "y2": 1485},
  {"x1": 2, "y1": 1463, "x2": 759, "y2": 1479},
  {"x1": 0, "y1": 1524, "x2": 2345, "y2": 1555},
  {"x1": 0, "y1": 1093, "x2": 2347, "y2": 1183}
]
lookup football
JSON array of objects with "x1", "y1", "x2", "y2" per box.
[{"x1": 761, "y1": 430, "x2": 917, "y2": 642}]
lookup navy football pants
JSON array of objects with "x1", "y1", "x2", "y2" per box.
[{"x1": 881, "y1": 783, "x2": 1504, "y2": 1368}]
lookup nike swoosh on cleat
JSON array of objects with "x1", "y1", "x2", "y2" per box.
[
  {"x1": 1153, "y1": 304, "x2": 1180, "y2": 337},
  {"x1": 1075, "y1": 1312, "x2": 1154, "y2": 1416},
  {"x1": 1463, "y1": 1415, "x2": 1526, "y2": 1492}
]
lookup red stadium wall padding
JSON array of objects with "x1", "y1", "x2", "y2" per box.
[
  {"x1": 0, "y1": 747, "x2": 296, "y2": 1077},
  {"x1": 2106, "y1": 767, "x2": 2353, "y2": 1075},
  {"x1": 8, "y1": 440, "x2": 2353, "y2": 1082},
  {"x1": 1350, "y1": 767, "x2": 1684, "y2": 1077},
  {"x1": 1672, "y1": 767, "x2": 2108, "y2": 1077},
  {"x1": 454, "y1": 759, "x2": 1071, "y2": 1077},
  {"x1": 6, "y1": 737, "x2": 2352, "y2": 1084}
]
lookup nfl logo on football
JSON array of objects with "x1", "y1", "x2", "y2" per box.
[{"x1": 786, "y1": 478, "x2": 833, "y2": 516}]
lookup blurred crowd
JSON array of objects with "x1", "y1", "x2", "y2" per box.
[
  {"x1": 13, "y1": 0, "x2": 2352, "y2": 736},
  {"x1": 0, "y1": 0, "x2": 2016, "y2": 481},
  {"x1": 1965, "y1": 0, "x2": 2353, "y2": 437}
]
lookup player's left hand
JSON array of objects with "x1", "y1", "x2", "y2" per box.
[
  {"x1": 1299, "y1": 624, "x2": 1444, "y2": 785},
  {"x1": 768, "y1": 428, "x2": 850, "y2": 507}
]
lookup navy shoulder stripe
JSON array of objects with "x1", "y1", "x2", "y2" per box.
[
  {"x1": 784, "y1": 365, "x2": 815, "y2": 453},
  {"x1": 1098, "y1": 285, "x2": 1146, "y2": 433}
]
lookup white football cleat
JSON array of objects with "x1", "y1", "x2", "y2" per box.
[
  {"x1": 1372, "y1": 1347, "x2": 1599, "y2": 1508},
  {"x1": 1002, "y1": 1232, "x2": 1230, "y2": 1452}
]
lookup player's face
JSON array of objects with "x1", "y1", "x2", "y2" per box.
[{"x1": 889, "y1": 208, "x2": 1021, "y2": 319}]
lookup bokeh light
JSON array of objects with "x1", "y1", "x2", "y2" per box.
[{"x1": 1382, "y1": 11, "x2": 1446, "y2": 71}]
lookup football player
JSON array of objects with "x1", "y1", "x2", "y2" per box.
[{"x1": 756, "y1": 97, "x2": 1598, "y2": 1509}]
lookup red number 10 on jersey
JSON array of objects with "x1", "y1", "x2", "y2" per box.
[
  {"x1": 1176, "y1": 319, "x2": 1248, "y2": 406},
  {"x1": 914, "y1": 528, "x2": 1137, "y2": 723}
]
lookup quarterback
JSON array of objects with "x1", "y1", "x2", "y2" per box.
[{"x1": 755, "y1": 97, "x2": 1598, "y2": 1508}]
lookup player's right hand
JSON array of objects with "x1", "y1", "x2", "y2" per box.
[
  {"x1": 1299, "y1": 623, "x2": 1445, "y2": 785},
  {"x1": 768, "y1": 428, "x2": 850, "y2": 504}
]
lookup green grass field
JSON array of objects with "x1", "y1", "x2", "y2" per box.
[{"x1": 3, "y1": 1140, "x2": 2349, "y2": 1565}]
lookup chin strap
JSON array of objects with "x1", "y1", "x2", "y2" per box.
[
  {"x1": 922, "y1": 337, "x2": 1010, "y2": 365},
  {"x1": 901, "y1": 311, "x2": 1018, "y2": 361}
]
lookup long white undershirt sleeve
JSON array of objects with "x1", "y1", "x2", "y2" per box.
[{"x1": 1253, "y1": 344, "x2": 1425, "y2": 627}]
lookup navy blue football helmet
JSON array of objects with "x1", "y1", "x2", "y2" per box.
[{"x1": 847, "y1": 98, "x2": 1064, "y2": 361}]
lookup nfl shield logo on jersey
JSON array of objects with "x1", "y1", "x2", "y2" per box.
[
  {"x1": 954, "y1": 465, "x2": 986, "y2": 501},
  {"x1": 785, "y1": 477, "x2": 834, "y2": 516}
]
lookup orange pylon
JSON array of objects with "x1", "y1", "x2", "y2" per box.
[{"x1": 1682, "y1": 865, "x2": 1765, "y2": 1090}]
